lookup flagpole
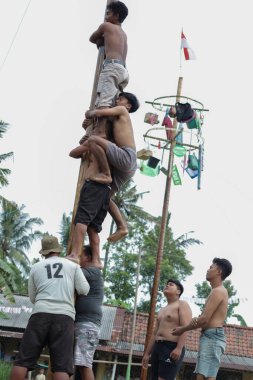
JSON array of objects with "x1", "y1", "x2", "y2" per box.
[{"x1": 179, "y1": 28, "x2": 183, "y2": 77}]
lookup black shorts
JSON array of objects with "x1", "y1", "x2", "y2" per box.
[
  {"x1": 151, "y1": 341, "x2": 185, "y2": 380},
  {"x1": 14, "y1": 313, "x2": 74, "y2": 375},
  {"x1": 74, "y1": 180, "x2": 110, "y2": 232}
]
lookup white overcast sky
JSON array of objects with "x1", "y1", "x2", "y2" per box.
[{"x1": 1, "y1": 0, "x2": 252, "y2": 325}]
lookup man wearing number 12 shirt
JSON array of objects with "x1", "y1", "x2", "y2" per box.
[{"x1": 9, "y1": 235, "x2": 90, "y2": 380}]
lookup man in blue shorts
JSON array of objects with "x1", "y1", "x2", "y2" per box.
[
  {"x1": 172, "y1": 257, "x2": 233, "y2": 380},
  {"x1": 9, "y1": 235, "x2": 90, "y2": 380},
  {"x1": 142, "y1": 279, "x2": 192, "y2": 380},
  {"x1": 74, "y1": 245, "x2": 104, "y2": 380}
]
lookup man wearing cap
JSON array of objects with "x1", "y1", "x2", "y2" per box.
[
  {"x1": 68, "y1": 92, "x2": 139, "y2": 265},
  {"x1": 9, "y1": 235, "x2": 90, "y2": 380},
  {"x1": 142, "y1": 279, "x2": 192, "y2": 380}
]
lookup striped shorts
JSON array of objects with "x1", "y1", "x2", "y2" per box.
[{"x1": 96, "y1": 62, "x2": 129, "y2": 108}]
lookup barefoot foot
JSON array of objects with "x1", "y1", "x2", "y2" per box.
[
  {"x1": 107, "y1": 227, "x2": 128, "y2": 243},
  {"x1": 66, "y1": 254, "x2": 80, "y2": 265},
  {"x1": 90, "y1": 259, "x2": 104, "y2": 270}
]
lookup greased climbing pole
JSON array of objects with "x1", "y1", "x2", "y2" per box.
[
  {"x1": 67, "y1": 0, "x2": 114, "y2": 256},
  {"x1": 46, "y1": 4, "x2": 114, "y2": 380}
]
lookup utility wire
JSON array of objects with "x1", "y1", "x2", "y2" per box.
[{"x1": 0, "y1": 0, "x2": 32, "y2": 75}]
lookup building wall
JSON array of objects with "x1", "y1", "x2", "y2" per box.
[{"x1": 243, "y1": 373, "x2": 253, "y2": 380}]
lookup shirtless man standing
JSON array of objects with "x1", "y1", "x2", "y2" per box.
[
  {"x1": 172, "y1": 258, "x2": 233, "y2": 380},
  {"x1": 142, "y1": 279, "x2": 192, "y2": 380},
  {"x1": 69, "y1": 92, "x2": 139, "y2": 263}
]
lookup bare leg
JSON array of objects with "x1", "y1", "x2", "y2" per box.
[
  {"x1": 107, "y1": 199, "x2": 128, "y2": 243},
  {"x1": 9, "y1": 366, "x2": 27, "y2": 380},
  {"x1": 196, "y1": 375, "x2": 208, "y2": 380},
  {"x1": 68, "y1": 223, "x2": 88, "y2": 263},
  {"x1": 87, "y1": 137, "x2": 112, "y2": 185},
  {"x1": 54, "y1": 372, "x2": 70, "y2": 380},
  {"x1": 79, "y1": 366, "x2": 95, "y2": 380},
  {"x1": 93, "y1": 111, "x2": 109, "y2": 139},
  {"x1": 87, "y1": 227, "x2": 103, "y2": 269}
]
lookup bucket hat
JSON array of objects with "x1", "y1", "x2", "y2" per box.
[{"x1": 39, "y1": 235, "x2": 62, "y2": 256}]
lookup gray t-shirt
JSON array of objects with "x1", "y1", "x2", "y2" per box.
[
  {"x1": 28, "y1": 256, "x2": 90, "y2": 320},
  {"x1": 75, "y1": 267, "x2": 104, "y2": 326}
]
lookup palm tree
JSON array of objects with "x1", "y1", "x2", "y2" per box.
[
  {"x1": 0, "y1": 197, "x2": 43, "y2": 288},
  {"x1": 103, "y1": 179, "x2": 156, "y2": 276},
  {"x1": 0, "y1": 259, "x2": 16, "y2": 302},
  {"x1": 0, "y1": 121, "x2": 13, "y2": 188},
  {"x1": 58, "y1": 212, "x2": 72, "y2": 256}
]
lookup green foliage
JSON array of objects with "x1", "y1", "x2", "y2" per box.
[
  {"x1": 195, "y1": 280, "x2": 247, "y2": 325},
  {"x1": 0, "y1": 197, "x2": 43, "y2": 295},
  {"x1": 105, "y1": 209, "x2": 200, "y2": 311},
  {"x1": 139, "y1": 216, "x2": 198, "y2": 311},
  {"x1": 59, "y1": 212, "x2": 72, "y2": 256},
  {"x1": 103, "y1": 180, "x2": 155, "y2": 276},
  {"x1": 0, "y1": 360, "x2": 12, "y2": 380},
  {"x1": 232, "y1": 314, "x2": 247, "y2": 326},
  {"x1": 104, "y1": 298, "x2": 132, "y2": 310},
  {"x1": 0, "y1": 120, "x2": 13, "y2": 188}
]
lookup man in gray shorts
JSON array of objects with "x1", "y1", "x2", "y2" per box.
[
  {"x1": 74, "y1": 245, "x2": 104, "y2": 380},
  {"x1": 70, "y1": 91, "x2": 139, "y2": 243},
  {"x1": 172, "y1": 257, "x2": 233, "y2": 380},
  {"x1": 89, "y1": 1, "x2": 129, "y2": 115}
]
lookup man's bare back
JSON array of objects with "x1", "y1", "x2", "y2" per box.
[
  {"x1": 102, "y1": 22, "x2": 127, "y2": 61},
  {"x1": 89, "y1": 14, "x2": 127, "y2": 62}
]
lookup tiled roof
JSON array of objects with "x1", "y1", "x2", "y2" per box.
[
  {"x1": 111, "y1": 308, "x2": 253, "y2": 359},
  {"x1": 1, "y1": 295, "x2": 253, "y2": 370}
]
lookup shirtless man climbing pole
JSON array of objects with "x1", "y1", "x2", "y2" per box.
[
  {"x1": 91, "y1": 0, "x2": 129, "y2": 137},
  {"x1": 86, "y1": 0, "x2": 131, "y2": 191},
  {"x1": 67, "y1": 2, "x2": 132, "y2": 266},
  {"x1": 80, "y1": 1, "x2": 133, "y2": 242},
  {"x1": 69, "y1": 92, "x2": 139, "y2": 265}
]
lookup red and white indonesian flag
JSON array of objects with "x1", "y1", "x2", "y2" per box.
[{"x1": 181, "y1": 31, "x2": 196, "y2": 60}]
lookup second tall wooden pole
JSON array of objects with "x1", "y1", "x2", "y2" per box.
[{"x1": 140, "y1": 77, "x2": 183, "y2": 380}]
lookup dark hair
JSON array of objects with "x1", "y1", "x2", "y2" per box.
[
  {"x1": 107, "y1": 1, "x2": 128, "y2": 23},
  {"x1": 166, "y1": 279, "x2": 184, "y2": 297},
  {"x1": 119, "y1": 92, "x2": 140, "y2": 113},
  {"x1": 213, "y1": 257, "x2": 232, "y2": 280},
  {"x1": 83, "y1": 245, "x2": 92, "y2": 259}
]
